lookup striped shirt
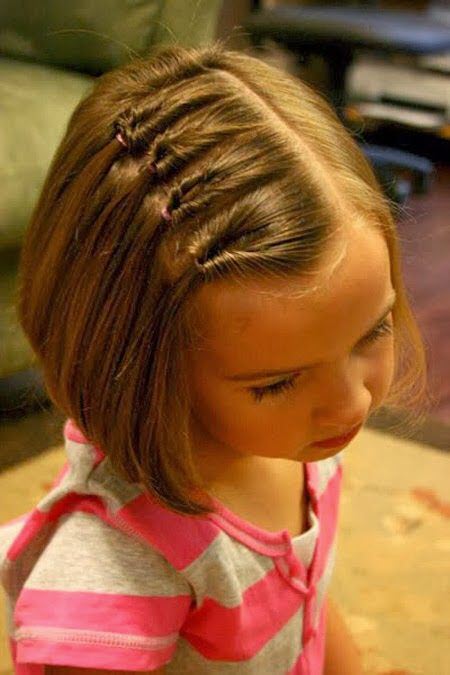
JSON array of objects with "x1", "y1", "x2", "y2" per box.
[{"x1": 0, "y1": 418, "x2": 344, "y2": 673}]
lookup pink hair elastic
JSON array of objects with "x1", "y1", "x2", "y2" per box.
[
  {"x1": 161, "y1": 205, "x2": 172, "y2": 222},
  {"x1": 116, "y1": 132, "x2": 158, "y2": 177},
  {"x1": 116, "y1": 131, "x2": 127, "y2": 147}
]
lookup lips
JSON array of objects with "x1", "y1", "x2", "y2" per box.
[{"x1": 312, "y1": 424, "x2": 362, "y2": 449}]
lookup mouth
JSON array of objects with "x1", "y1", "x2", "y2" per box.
[{"x1": 311, "y1": 424, "x2": 363, "y2": 449}]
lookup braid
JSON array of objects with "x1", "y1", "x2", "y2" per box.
[
  {"x1": 108, "y1": 51, "x2": 291, "y2": 283},
  {"x1": 149, "y1": 125, "x2": 242, "y2": 180},
  {"x1": 115, "y1": 89, "x2": 223, "y2": 155},
  {"x1": 160, "y1": 170, "x2": 216, "y2": 228},
  {"x1": 113, "y1": 103, "x2": 163, "y2": 156}
]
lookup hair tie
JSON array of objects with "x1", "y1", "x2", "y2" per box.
[
  {"x1": 116, "y1": 131, "x2": 127, "y2": 148},
  {"x1": 161, "y1": 205, "x2": 172, "y2": 222}
]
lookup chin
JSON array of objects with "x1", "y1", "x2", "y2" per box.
[{"x1": 296, "y1": 444, "x2": 344, "y2": 462}]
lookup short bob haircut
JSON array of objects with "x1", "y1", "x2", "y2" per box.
[{"x1": 17, "y1": 39, "x2": 433, "y2": 516}]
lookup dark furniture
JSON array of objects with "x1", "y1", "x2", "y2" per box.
[{"x1": 243, "y1": 2, "x2": 450, "y2": 204}]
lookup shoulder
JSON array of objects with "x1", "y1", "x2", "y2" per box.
[
  {"x1": 7, "y1": 511, "x2": 192, "y2": 671},
  {"x1": 25, "y1": 509, "x2": 192, "y2": 597}
]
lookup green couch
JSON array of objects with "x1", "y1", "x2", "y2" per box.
[{"x1": 0, "y1": 0, "x2": 223, "y2": 415}]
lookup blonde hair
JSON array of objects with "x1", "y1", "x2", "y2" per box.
[{"x1": 17, "y1": 39, "x2": 434, "y2": 516}]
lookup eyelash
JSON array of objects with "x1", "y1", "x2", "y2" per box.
[{"x1": 249, "y1": 317, "x2": 394, "y2": 403}]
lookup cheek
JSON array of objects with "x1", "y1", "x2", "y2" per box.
[
  {"x1": 188, "y1": 370, "x2": 245, "y2": 438},
  {"x1": 188, "y1": 371, "x2": 303, "y2": 448}
]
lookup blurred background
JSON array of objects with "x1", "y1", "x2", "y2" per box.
[{"x1": 0, "y1": 2, "x2": 449, "y2": 673}]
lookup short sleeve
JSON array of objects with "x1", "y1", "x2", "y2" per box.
[{"x1": 12, "y1": 510, "x2": 193, "y2": 671}]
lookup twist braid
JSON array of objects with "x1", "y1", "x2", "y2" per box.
[
  {"x1": 115, "y1": 90, "x2": 223, "y2": 154},
  {"x1": 149, "y1": 125, "x2": 246, "y2": 180},
  {"x1": 113, "y1": 103, "x2": 163, "y2": 156},
  {"x1": 163, "y1": 168, "x2": 218, "y2": 224}
]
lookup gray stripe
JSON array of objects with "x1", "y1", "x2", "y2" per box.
[
  {"x1": 24, "y1": 511, "x2": 192, "y2": 598},
  {"x1": 184, "y1": 531, "x2": 276, "y2": 607},
  {"x1": 36, "y1": 441, "x2": 143, "y2": 515},
  {"x1": 87, "y1": 456, "x2": 144, "y2": 512},
  {"x1": 1, "y1": 520, "x2": 56, "y2": 636},
  {"x1": 36, "y1": 440, "x2": 97, "y2": 514}
]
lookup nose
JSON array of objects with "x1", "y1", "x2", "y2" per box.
[{"x1": 312, "y1": 359, "x2": 371, "y2": 433}]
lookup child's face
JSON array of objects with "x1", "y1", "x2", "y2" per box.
[{"x1": 185, "y1": 224, "x2": 396, "y2": 480}]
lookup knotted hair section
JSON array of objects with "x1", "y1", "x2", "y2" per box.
[
  {"x1": 157, "y1": 173, "x2": 325, "y2": 289},
  {"x1": 113, "y1": 87, "x2": 229, "y2": 162}
]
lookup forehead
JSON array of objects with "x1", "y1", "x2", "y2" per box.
[{"x1": 187, "y1": 226, "x2": 392, "y2": 369}]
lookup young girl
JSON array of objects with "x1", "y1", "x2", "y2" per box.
[{"x1": 0, "y1": 40, "x2": 430, "y2": 674}]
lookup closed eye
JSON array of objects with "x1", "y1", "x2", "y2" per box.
[
  {"x1": 248, "y1": 317, "x2": 393, "y2": 403},
  {"x1": 359, "y1": 316, "x2": 393, "y2": 345}
]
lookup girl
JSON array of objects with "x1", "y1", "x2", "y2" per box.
[{"x1": 0, "y1": 40, "x2": 430, "y2": 674}]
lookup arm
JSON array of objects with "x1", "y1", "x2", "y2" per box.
[
  {"x1": 323, "y1": 595, "x2": 365, "y2": 675},
  {"x1": 45, "y1": 668, "x2": 166, "y2": 674}
]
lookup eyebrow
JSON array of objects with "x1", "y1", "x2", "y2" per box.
[{"x1": 224, "y1": 291, "x2": 397, "y2": 382}]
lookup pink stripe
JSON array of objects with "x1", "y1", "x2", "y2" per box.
[
  {"x1": 274, "y1": 555, "x2": 309, "y2": 593},
  {"x1": 114, "y1": 461, "x2": 327, "y2": 569},
  {"x1": 57, "y1": 494, "x2": 111, "y2": 523},
  {"x1": 63, "y1": 419, "x2": 87, "y2": 444},
  {"x1": 14, "y1": 635, "x2": 173, "y2": 671},
  {"x1": 63, "y1": 419, "x2": 105, "y2": 463},
  {"x1": 289, "y1": 601, "x2": 327, "y2": 674},
  {"x1": 7, "y1": 496, "x2": 112, "y2": 561},
  {"x1": 15, "y1": 588, "x2": 191, "y2": 635},
  {"x1": 266, "y1": 462, "x2": 341, "y2": 590},
  {"x1": 299, "y1": 464, "x2": 341, "y2": 645},
  {"x1": 305, "y1": 460, "x2": 320, "y2": 503},
  {"x1": 6, "y1": 509, "x2": 48, "y2": 561},
  {"x1": 9, "y1": 638, "x2": 44, "y2": 675},
  {"x1": 181, "y1": 564, "x2": 306, "y2": 660},
  {"x1": 311, "y1": 464, "x2": 342, "y2": 585},
  {"x1": 115, "y1": 493, "x2": 220, "y2": 569},
  {"x1": 207, "y1": 509, "x2": 292, "y2": 558}
]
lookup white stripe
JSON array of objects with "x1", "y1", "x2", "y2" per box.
[{"x1": 316, "y1": 452, "x2": 343, "y2": 496}]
